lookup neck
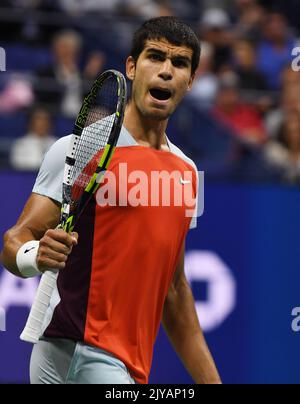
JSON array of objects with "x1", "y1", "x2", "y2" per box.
[
  {"x1": 273, "y1": 38, "x2": 286, "y2": 49},
  {"x1": 123, "y1": 101, "x2": 169, "y2": 150}
]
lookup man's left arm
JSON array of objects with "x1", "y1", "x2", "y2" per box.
[{"x1": 162, "y1": 241, "x2": 222, "y2": 385}]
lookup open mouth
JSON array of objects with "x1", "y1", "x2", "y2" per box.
[{"x1": 149, "y1": 88, "x2": 172, "y2": 101}]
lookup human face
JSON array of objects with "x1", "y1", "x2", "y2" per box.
[
  {"x1": 234, "y1": 41, "x2": 256, "y2": 69},
  {"x1": 265, "y1": 14, "x2": 287, "y2": 43},
  {"x1": 54, "y1": 37, "x2": 80, "y2": 65},
  {"x1": 217, "y1": 88, "x2": 239, "y2": 112},
  {"x1": 30, "y1": 110, "x2": 52, "y2": 138},
  {"x1": 126, "y1": 39, "x2": 195, "y2": 121}
]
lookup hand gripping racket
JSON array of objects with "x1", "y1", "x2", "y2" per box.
[{"x1": 20, "y1": 70, "x2": 127, "y2": 343}]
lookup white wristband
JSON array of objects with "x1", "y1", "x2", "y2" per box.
[{"x1": 16, "y1": 241, "x2": 41, "y2": 278}]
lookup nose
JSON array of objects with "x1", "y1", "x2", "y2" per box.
[{"x1": 158, "y1": 59, "x2": 173, "y2": 81}]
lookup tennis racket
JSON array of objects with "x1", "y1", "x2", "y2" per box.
[{"x1": 20, "y1": 69, "x2": 127, "y2": 343}]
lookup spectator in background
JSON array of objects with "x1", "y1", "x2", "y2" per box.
[
  {"x1": 232, "y1": 38, "x2": 272, "y2": 113},
  {"x1": 264, "y1": 112, "x2": 300, "y2": 184},
  {"x1": 233, "y1": 38, "x2": 267, "y2": 92},
  {"x1": 35, "y1": 30, "x2": 105, "y2": 118},
  {"x1": 199, "y1": 8, "x2": 234, "y2": 73},
  {"x1": 35, "y1": 30, "x2": 83, "y2": 117},
  {"x1": 257, "y1": 12, "x2": 296, "y2": 90},
  {"x1": 116, "y1": 1, "x2": 174, "y2": 51},
  {"x1": 188, "y1": 42, "x2": 219, "y2": 109},
  {"x1": 10, "y1": 107, "x2": 56, "y2": 171},
  {"x1": 265, "y1": 81, "x2": 300, "y2": 138},
  {"x1": 59, "y1": 0, "x2": 179, "y2": 54},
  {"x1": 233, "y1": 0, "x2": 266, "y2": 41},
  {"x1": 0, "y1": 75, "x2": 34, "y2": 113},
  {"x1": 213, "y1": 72, "x2": 267, "y2": 145}
]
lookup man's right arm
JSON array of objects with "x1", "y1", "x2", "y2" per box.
[{"x1": 1, "y1": 193, "x2": 78, "y2": 278}]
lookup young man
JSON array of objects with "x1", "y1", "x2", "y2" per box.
[{"x1": 2, "y1": 17, "x2": 221, "y2": 385}]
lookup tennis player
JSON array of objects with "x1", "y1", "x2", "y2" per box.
[{"x1": 2, "y1": 17, "x2": 221, "y2": 385}]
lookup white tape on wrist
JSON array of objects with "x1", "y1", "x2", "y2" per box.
[{"x1": 16, "y1": 240, "x2": 41, "y2": 278}]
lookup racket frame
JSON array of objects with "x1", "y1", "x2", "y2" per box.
[{"x1": 20, "y1": 69, "x2": 127, "y2": 343}]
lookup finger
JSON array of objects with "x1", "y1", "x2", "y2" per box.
[
  {"x1": 38, "y1": 258, "x2": 66, "y2": 272},
  {"x1": 70, "y1": 232, "x2": 79, "y2": 245},
  {"x1": 42, "y1": 249, "x2": 69, "y2": 263},
  {"x1": 45, "y1": 229, "x2": 75, "y2": 248},
  {"x1": 40, "y1": 236, "x2": 72, "y2": 255}
]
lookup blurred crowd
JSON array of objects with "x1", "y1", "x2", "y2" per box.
[{"x1": 0, "y1": 0, "x2": 300, "y2": 184}]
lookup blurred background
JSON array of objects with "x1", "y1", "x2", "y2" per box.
[{"x1": 0, "y1": 0, "x2": 300, "y2": 384}]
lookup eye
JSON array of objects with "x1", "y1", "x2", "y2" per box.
[
  {"x1": 149, "y1": 54, "x2": 164, "y2": 62},
  {"x1": 173, "y1": 59, "x2": 189, "y2": 68}
]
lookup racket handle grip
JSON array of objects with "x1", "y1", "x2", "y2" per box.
[{"x1": 20, "y1": 270, "x2": 58, "y2": 344}]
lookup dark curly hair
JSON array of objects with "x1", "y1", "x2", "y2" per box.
[{"x1": 130, "y1": 16, "x2": 201, "y2": 75}]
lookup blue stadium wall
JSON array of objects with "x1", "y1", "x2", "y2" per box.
[{"x1": 0, "y1": 172, "x2": 300, "y2": 384}]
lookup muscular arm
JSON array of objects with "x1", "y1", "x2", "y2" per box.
[
  {"x1": 162, "y1": 242, "x2": 221, "y2": 385},
  {"x1": 1, "y1": 193, "x2": 76, "y2": 278}
]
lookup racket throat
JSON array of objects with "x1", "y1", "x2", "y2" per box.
[{"x1": 61, "y1": 204, "x2": 75, "y2": 233}]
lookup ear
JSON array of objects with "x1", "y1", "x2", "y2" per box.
[
  {"x1": 187, "y1": 73, "x2": 196, "y2": 91},
  {"x1": 126, "y1": 56, "x2": 136, "y2": 82}
]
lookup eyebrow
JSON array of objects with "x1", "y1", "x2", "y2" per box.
[{"x1": 146, "y1": 48, "x2": 192, "y2": 64}]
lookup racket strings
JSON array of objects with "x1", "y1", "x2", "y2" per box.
[{"x1": 68, "y1": 77, "x2": 119, "y2": 205}]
